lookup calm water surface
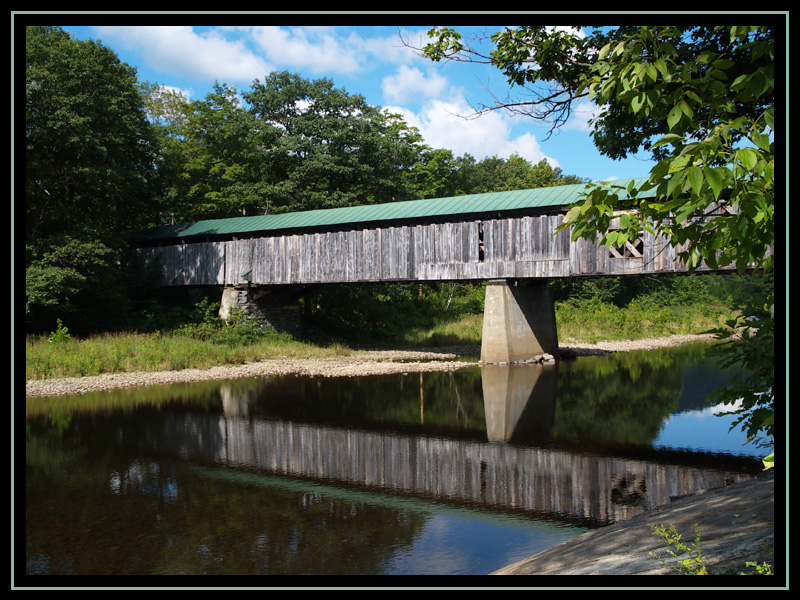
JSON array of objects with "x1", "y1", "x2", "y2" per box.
[{"x1": 24, "y1": 343, "x2": 766, "y2": 577}]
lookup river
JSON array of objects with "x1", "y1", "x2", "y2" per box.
[{"x1": 23, "y1": 342, "x2": 767, "y2": 580}]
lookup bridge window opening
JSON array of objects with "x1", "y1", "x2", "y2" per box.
[
  {"x1": 607, "y1": 212, "x2": 644, "y2": 259},
  {"x1": 478, "y1": 222, "x2": 485, "y2": 262},
  {"x1": 608, "y1": 234, "x2": 644, "y2": 259}
]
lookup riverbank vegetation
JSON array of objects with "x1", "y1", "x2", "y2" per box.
[{"x1": 25, "y1": 272, "x2": 770, "y2": 381}]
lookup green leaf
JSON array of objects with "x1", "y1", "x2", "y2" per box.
[
  {"x1": 751, "y1": 130, "x2": 771, "y2": 151},
  {"x1": 730, "y1": 73, "x2": 749, "y2": 91},
  {"x1": 649, "y1": 158, "x2": 672, "y2": 182},
  {"x1": 736, "y1": 148, "x2": 758, "y2": 171},
  {"x1": 763, "y1": 106, "x2": 774, "y2": 131},
  {"x1": 684, "y1": 90, "x2": 702, "y2": 104},
  {"x1": 703, "y1": 165, "x2": 724, "y2": 200},
  {"x1": 679, "y1": 98, "x2": 693, "y2": 119},
  {"x1": 666, "y1": 171, "x2": 684, "y2": 198},
  {"x1": 650, "y1": 133, "x2": 683, "y2": 149},
  {"x1": 667, "y1": 104, "x2": 683, "y2": 130},
  {"x1": 696, "y1": 50, "x2": 716, "y2": 63},
  {"x1": 747, "y1": 70, "x2": 769, "y2": 99},
  {"x1": 562, "y1": 206, "x2": 581, "y2": 224},
  {"x1": 631, "y1": 92, "x2": 645, "y2": 114},
  {"x1": 687, "y1": 166, "x2": 704, "y2": 195},
  {"x1": 712, "y1": 58, "x2": 735, "y2": 70},
  {"x1": 762, "y1": 452, "x2": 774, "y2": 470}
]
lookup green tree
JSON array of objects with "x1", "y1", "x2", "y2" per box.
[
  {"x1": 494, "y1": 155, "x2": 582, "y2": 191},
  {"x1": 26, "y1": 26, "x2": 157, "y2": 239},
  {"x1": 25, "y1": 236, "x2": 131, "y2": 334},
  {"x1": 176, "y1": 82, "x2": 278, "y2": 220},
  {"x1": 407, "y1": 148, "x2": 462, "y2": 198},
  {"x1": 243, "y1": 71, "x2": 425, "y2": 213},
  {"x1": 138, "y1": 81, "x2": 193, "y2": 225},
  {"x1": 426, "y1": 153, "x2": 587, "y2": 197},
  {"x1": 566, "y1": 26, "x2": 774, "y2": 278},
  {"x1": 139, "y1": 80, "x2": 190, "y2": 131},
  {"x1": 25, "y1": 26, "x2": 158, "y2": 332}
]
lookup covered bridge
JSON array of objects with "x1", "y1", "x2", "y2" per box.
[{"x1": 127, "y1": 177, "x2": 729, "y2": 363}]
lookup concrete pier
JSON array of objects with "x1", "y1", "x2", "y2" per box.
[
  {"x1": 218, "y1": 285, "x2": 303, "y2": 336},
  {"x1": 480, "y1": 279, "x2": 559, "y2": 364}
]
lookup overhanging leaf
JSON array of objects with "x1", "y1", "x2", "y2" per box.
[
  {"x1": 737, "y1": 148, "x2": 758, "y2": 171},
  {"x1": 703, "y1": 165, "x2": 724, "y2": 200},
  {"x1": 667, "y1": 104, "x2": 683, "y2": 130},
  {"x1": 650, "y1": 133, "x2": 683, "y2": 149},
  {"x1": 687, "y1": 166, "x2": 704, "y2": 195}
]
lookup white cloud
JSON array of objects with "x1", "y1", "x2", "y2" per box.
[
  {"x1": 563, "y1": 98, "x2": 601, "y2": 133},
  {"x1": 387, "y1": 98, "x2": 558, "y2": 167},
  {"x1": 349, "y1": 26, "x2": 423, "y2": 66},
  {"x1": 243, "y1": 26, "x2": 434, "y2": 77},
  {"x1": 158, "y1": 84, "x2": 194, "y2": 102},
  {"x1": 160, "y1": 84, "x2": 188, "y2": 97},
  {"x1": 247, "y1": 26, "x2": 363, "y2": 75},
  {"x1": 92, "y1": 26, "x2": 270, "y2": 86},
  {"x1": 88, "y1": 25, "x2": 562, "y2": 169},
  {"x1": 381, "y1": 66, "x2": 448, "y2": 104}
]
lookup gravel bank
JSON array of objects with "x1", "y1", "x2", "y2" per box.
[
  {"x1": 25, "y1": 334, "x2": 715, "y2": 398},
  {"x1": 560, "y1": 333, "x2": 716, "y2": 355},
  {"x1": 25, "y1": 349, "x2": 477, "y2": 398}
]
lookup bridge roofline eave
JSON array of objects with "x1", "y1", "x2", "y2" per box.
[{"x1": 128, "y1": 205, "x2": 573, "y2": 248}]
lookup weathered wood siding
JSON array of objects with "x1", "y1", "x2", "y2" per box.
[{"x1": 135, "y1": 212, "x2": 729, "y2": 287}]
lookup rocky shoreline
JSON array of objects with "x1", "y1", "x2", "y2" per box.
[
  {"x1": 492, "y1": 468, "x2": 776, "y2": 576},
  {"x1": 25, "y1": 334, "x2": 715, "y2": 398}
]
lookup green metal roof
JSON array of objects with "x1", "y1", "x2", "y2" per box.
[{"x1": 128, "y1": 177, "x2": 650, "y2": 242}]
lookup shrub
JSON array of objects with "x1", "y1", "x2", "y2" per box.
[{"x1": 48, "y1": 319, "x2": 71, "y2": 346}]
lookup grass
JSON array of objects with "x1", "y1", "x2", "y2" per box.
[
  {"x1": 25, "y1": 326, "x2": 351, "y2": 381},
  {"x1": 25, "y1": 295, "x2": 736, "y2": 381},
  {"x1": 554, "y1": 295, "x2": 736, "y2": 344},
  {"x1": 395, "y1": 313, "x2": 484, "y2": 348}
]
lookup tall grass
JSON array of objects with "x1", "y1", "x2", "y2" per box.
[
  {"x1": 26, "y1": 325, "x2": 349, "y2": 381},
  {"x1": 554, "y1": 295, "x2": 735, "y2": 343}
]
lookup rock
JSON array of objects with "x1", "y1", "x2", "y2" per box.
[{"x1": 492, "y1": 470, "x2": 777, "y2": 576}]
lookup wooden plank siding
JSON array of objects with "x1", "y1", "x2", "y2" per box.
[{"x1": 135, "y1": 212, "x2": 727, "y2": 287}]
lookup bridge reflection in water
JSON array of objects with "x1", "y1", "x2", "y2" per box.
[{"x1": 149, "y1": 364, "x2": 756, "y2": 529}]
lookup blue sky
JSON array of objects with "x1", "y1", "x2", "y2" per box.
[{"x1": 60, "y1": 23, "x2": 658, "y2": 183}]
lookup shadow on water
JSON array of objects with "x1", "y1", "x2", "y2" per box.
[{"x1": 24, "y1": 343, "x2": 765, "y2": 577}]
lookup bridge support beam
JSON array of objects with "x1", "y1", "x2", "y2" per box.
[{"x1": 480, "y1": 279, "x2": 559, "y2": 364}]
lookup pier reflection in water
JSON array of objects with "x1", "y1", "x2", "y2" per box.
[{"x1": 25, "y1": 344, "x2": 764, "y2": 576}]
